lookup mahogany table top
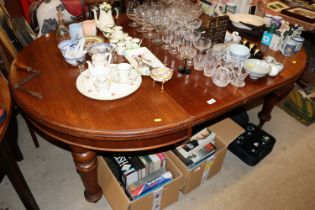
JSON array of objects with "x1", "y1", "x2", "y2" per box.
[{"x1": 9, "y1": 16, "x2": 307, "y2": 151}]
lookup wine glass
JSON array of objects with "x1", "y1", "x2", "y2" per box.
[
  {"x1": 184, "y1": 31, "x2": 200, "y2": 67},
  {"x1": 151, "y1": 4, "x2": 164, "y2": 45},
  {"x1": 126, "y1": 0, "x2": 140, "y2": 27},
  {"x1": 135, "y1": 5, "x2": 148, "y2": 33},
  {"x1": 143, "y1": 6, "x2": 156, "y2": 39},
  {"x1": 186, "y1": 19, "x2": 202, "y2": 32}
]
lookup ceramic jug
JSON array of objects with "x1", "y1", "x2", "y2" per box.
[
  {"x1": 87, "y1": 53, "x2": 112, "y2": 77},
  {"x1": 93, "y1": 2, "x2": 119, "y2": 30}
]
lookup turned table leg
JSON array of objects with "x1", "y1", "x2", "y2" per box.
[
  {"x1": 70, "y1": 145, "x2": 102, "y2": 203},
  {"x1": 258, "y1": 84, "x2": 294, "y2": 128}
]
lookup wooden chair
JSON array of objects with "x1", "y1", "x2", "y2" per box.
[
  {"x1": 0, "y1": 73, "x2": 40, "y2": 210},
  {"x1": 0, "y1": 3, "x2": 40, "y2": 150}
]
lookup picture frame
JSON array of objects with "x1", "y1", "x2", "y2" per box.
[
  {"x1": 281, "y1": 7, "x2": 315, "y2": 23},
  {"x1": 266, "y1": 1, "x2": 290, "y2": 12}
]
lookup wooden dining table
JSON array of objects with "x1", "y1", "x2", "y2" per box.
[{"x1": 9, "y1": 16, "x2": 307, "y2": 203}]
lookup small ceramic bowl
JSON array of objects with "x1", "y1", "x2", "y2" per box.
[
  {"x1": 87, "y1": 43, "x2": 114, "y2": 56},
  {"x1": 63, "y1": 50, "x2": 86, "y2": 66},
  {"x1": 58, "y1": 39, "x2": 78, "y2": 55},
  {"x1": 229, "y1": 44, "x2": 250, "y2": 61},
  {"x1": 245, "y1": 59, "x2": 271, "y2": 79}
]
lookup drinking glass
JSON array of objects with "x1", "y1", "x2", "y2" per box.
[
  {"x1": 169, "y1": 30, "x2": 180, "y2": 55},
  {"x1": 193, "y1": 53, "x2": 205, "y2": 70},
  {"x1": 187, "y1": 19, "x2": 202, "y2": 32},
  {"x1": 143, "y1": 7, "x2": 156, "y2": 39},
  {"x1": 126, "y1": 0, "x2": 140, "y2": 27},
  {"x1": 193, "y1": 37, "x2": 211, "y2": 70},
  {"x1": 212, "y1": 66, "x2": 232, "y2": 87},
  {"x1": 135, "y1": 5, "x2": 148, "y2": 32},
  {"x1": 230, "y1": 61, "x2": 249, "y2": 87},
  {"x1": 151, "y1": 4, "x2": 164, "y2": 45},
  {"x1": 203, "y1": 50, "x2": 219, "y2": 77},
  {"x1": 184, "y1": 31, "x2": 200, "y2": 67},
  {"x1": 161, "y1": 28, "x2": 172, "y2": 50}
]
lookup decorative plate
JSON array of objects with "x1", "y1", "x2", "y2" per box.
[
  {"x1": 84, "y1": 36, "x2": 104, "y2": 50},
  {"x1": 76, "y1": 64, "x2": 142, "y2": 100},
  {"x1": 124, "y1": 47, "x2": 165, "y2": 76}
]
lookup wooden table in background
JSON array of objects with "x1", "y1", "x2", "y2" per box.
[{"x1": 9, "y1": 16, "x2": 307, "y2": 203}]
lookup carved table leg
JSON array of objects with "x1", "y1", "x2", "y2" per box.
[
  {"x1": 258, "y1": 84, "x2": 294, "y2": 128},
  {"x1": 70, "y1": 145, "x2": 102, "y2": 203}
]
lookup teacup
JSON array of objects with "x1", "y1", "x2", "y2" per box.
[
  {"x1": 116, "y1": 42, "x2": 126, "y2": 55},
  {"x1": 82, "y1": 20, "x2": 97, "y2": 36},
  {"x1": 131, "y1": 38, "x2": 141, "y2": 49},
  {"x1": 69, "y1": 23, "x2": 83, "y2": 40},
  {"x1": 111, "y1": 28, "x2": 124, "y2": 40},
  {"x1": 94, "y1": 76, "x2": 111, "y2": 91},
  {"x1": 116, "y1": 63, "x2": 131, "y2": 83}
]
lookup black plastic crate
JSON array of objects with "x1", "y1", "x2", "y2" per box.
[{"x1": 228, "y1": 123, "x2": 276, "y2": 166}]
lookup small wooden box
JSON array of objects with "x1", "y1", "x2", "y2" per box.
[{"x1": 200, "y1": 14, "x2": 229, "y2": 44}]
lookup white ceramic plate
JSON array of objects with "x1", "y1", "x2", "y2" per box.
[
  {"x1": 124, "y1": 47, "x2": 165, "y2": 76},
  {"x1": 228, "y1": 13, "x2": 265, "y2": 30},
  {"x1": 76, "y1": 64, "x2": 142, "y2": 100}
]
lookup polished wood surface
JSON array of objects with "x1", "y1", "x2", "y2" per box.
[
  {"x1": 9, "y1": 15, "x2": 307, "y2": 203},
  {"x1": 0, "y1": 74, "x2": 40, "y2": 210}
]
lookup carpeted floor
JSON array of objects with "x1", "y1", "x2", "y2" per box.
[{"x1": 1, "y1": 105, "x2": 315, "y2": 210}]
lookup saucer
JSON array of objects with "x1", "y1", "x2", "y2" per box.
[
  {"x1": 76, "y1": 65, "x2": 142, "y2": 100},
  {"x1": 109, "y1": 68, "x2": 140, "y2": 85}
]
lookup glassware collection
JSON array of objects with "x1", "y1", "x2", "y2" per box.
[{"x1": 54, "y1": 0, "x2": 299, "y2": 98}]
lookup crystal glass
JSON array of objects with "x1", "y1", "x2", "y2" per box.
[
  {"x1": 184, "y1": 31, "x2": 200, "y2": 66},
  {"x1": 187, "y1": 19, "x2": 202, "y2": 32},
  {"x1": 212, "y1": 66, "x2": 232, "y2": 87},
  {"x1": 126, "y1": 0, "x2": 140, "y2": 27},
  {"x1": 151, "y1": 4, "x2": 164, "y2": 45},
  {"x1": 193, "y1": 53, "x2": 205, "y2": 70},
  {"x1": 193, "y1": 37, "x2": 211, "y2": 70},
  {"x1": 143, "y1": 6, "x2": 156, "y2": 39},
  {"x1": 230, "y1": 61, "x2": 249, "y2": 87},
  {"x1": 161, "y1": 28, "x2": 172, "y2": 50},
  {"x1": 203, "y1": 50, "x2": 219, "y2": 77},
  {"x1": 135, "y1": 5, "x2": 148, "y2": 33},
  {"x1": 193, "y1": 37, "x2": 212, "y2": 54}
]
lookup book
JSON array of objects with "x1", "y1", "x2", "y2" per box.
[
  {"x1": 149, "y1": 154, "x2": 162, "y2": 172},
  {"x1": 128, "y1": 156, "x2": 146, "y2": 180},
  {"x1": 127, "y1": 167, "x2": 172, "y2": 200},
  {"x1": 174, "y1": 127, "x2": 216, "y2": 169},
  {"x1": 105, "y1": 156, "x2": 138, "y2": 187},
  {"x1": 156, "y1": 152, "x2": 166, "y2": 168}
]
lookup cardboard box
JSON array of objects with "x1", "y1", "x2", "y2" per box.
[
  {"x1": 167, "y1": 118, "x2": 244, "y2": 194},
  {"x1": 97, "y1": 156, "x2": 183, "y2": 210},
  {"x1": 280, "y1": 71, "x2": 315, "y2": 125}
]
